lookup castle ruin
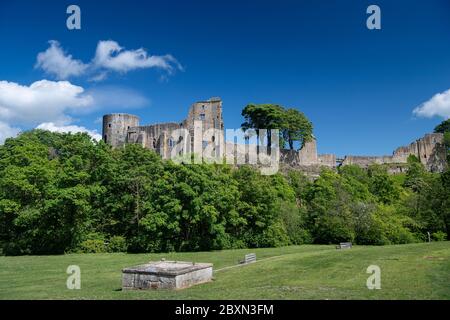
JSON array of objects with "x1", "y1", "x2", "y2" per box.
[
  {"x1": 102, "y1": 97, "x2": 447, "y2": 173},
  {"x1": 103, "y1": 97, "x2": 224, "y2": 160}
]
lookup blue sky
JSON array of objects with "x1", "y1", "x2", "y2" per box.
[{"x1": 0, "y1": 0, "x2": 449, "y2": 156}]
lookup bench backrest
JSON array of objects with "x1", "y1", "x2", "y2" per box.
[
  {"x1": 244, "y1": 253, "x2": 256, "y2": 263},
  {"x1": 339, "y1": 242, "x2": 352, "y2": 249}
]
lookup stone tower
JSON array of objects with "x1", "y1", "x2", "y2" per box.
[
  {"x1": 102, "y1": 113, "x2": 140, "y2": 148},
  {"x1": 183, "y1": 97, "x2": 224, "y2": 158}
]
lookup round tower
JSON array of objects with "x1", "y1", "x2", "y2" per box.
[{"x1": 102, "y1": 113, "x2": 140, "y2": 148}]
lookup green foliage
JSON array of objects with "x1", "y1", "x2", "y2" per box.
[
  {"x1": 241, "y1": 104, "x2": 313, "y2": 149},
  {"x1": 368, "y1": 165, "x2": 399, "y2": 204},
  {"x1": 108, "y1": 236, "x2": 127, "y2": 252},
  {"x1": 404, "y1": 155, "x2": 427, "y2": 192},
  {"x1": 278, "y1": 201, "x2": 312, "y2": 245},
  {"x1": 444, "y1": 132, "x2": 450, "y2": 164},
  {"x1": 432, "y1": 231, "x2": 447, "y2": 241},
  {"x1": 0, "y1": 129, "x2": 448, "y2": 255},
  {"x1": 434, "y1": 119, "x2": 450, "y2": 134},
  {"x1": 283, "y1": 108, "x2": 313, "y2": 149},
  {"x1": 78, "y1": 239, "x2": 107, "y2": 253},
  {"x1": 434, "y1": 119, "x2": 450, "y2": 164}
]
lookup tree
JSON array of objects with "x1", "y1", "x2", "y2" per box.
[
  {"x1": 434, "y1": 119, "x2": 450, "y2": 134},
  {"x1": 241, "y1": 104, "x2": 313, "y2": 150},
  {"x1": 283, "y1": 108, "x2": 313, "y2": 149},
  {"x1": 439, "y1": 170, "x2": 450, "y2": 237},
  {"x1": 404, "y1": 155, "x2": 427, "y2": 193},
  {"x1": 241, "y1": 104, "x2": 285, "y2": 148},
  {"x1": 434, "y1": 119, "x2": 450, "y2": 164},
  {"x1": 368, "y1": 165, "x2": 399, "y2": 204}
]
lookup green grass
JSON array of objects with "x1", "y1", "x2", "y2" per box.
[{"x1": 0, "y1": 242, "x2": 449, "y2": 300}]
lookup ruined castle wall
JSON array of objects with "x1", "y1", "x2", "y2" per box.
[
  {"x1": 420, "y1": 133, "x2": 446, "y2": 172},
  {"x1": 103, "y1": 100, "x2": 445, "y2": 174},
  {"x1": 297, "y1": 139, "x2": 318, "y2": 165},
  {"x1": 391, "y1": 133, "x2": 445, "y2": 171},
  {"x1": 127, "y1": 122, "x2": 182, "y2": 158},
  {"x1": 115, "y1": 98, "x2": 225, "y2": 160},
  {"x1": 341, "y1": 133, "x2": 446, "y2": 172},
  {"x1": 318, "y1": 154, "x2": 336, "y2": 167},
  {"x1": 341, "y1": 155, "x2": 393, "y2": 168},
  {"x1": 280, "y1": 149, "x2": 301, "y2": 166}
]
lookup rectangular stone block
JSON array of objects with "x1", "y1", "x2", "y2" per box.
[{"x1": 122, "y1": 260, "x2": 213, "y2": 290}]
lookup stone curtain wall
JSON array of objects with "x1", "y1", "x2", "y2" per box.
[
  {"x1": 342, "y1": 133, "x2": 446, "y2": 172},
  {"x1": 103, "y1": 100, "x2": 446, "y2": 173}
]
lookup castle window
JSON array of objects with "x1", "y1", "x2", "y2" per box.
[
  {"x1": 212, "y1": 136, "x2": 215, "y2": 142},
  {"x1": 199, "y1": 113, "x2": 206, "y2": 120},
  {"x1": 108, "y1": 123, "x2": 111, "y2": 128}
]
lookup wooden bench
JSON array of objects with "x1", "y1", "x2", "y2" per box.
[
  {"x1": 239, "y1": 253, "x2": 256, "y2": 264},
  {"x1": 336, "y1": 242, "x2": 352, "y2": 250}
]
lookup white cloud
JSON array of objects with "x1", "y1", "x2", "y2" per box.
[
  {"x1": 92, "y1": 40, "x2": 182, "y2": 73},
  {"x1": 0, "y1": 79, "x2": 150, "y2": 143},
  {"x1": 0, "y1": 80, "x2": 93, "y2": 125},
  {"x1": 35, "y1": 41, "x2": 88, "y2": 80},
  {"x1": 0, "y1": 121, "x2": 20, "y2": 144},
  {"x1": 36, "y1": 122, "x2": 102, "y2": 141},
  {"x1": 413, "y1": 89, "x2": 450, "y2": 119},
  {"x1": 35, "y1": 40, "x2": 183, "y2": 81}
]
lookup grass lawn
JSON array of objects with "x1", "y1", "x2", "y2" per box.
[{"x1": 0, "y1": 242, "x2": 449, "y2": 300}]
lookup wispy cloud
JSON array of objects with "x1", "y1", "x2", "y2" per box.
[
  {"x1": 92, "y1": 40, "x2": 182, "y2": 73},
  {"x1": 35, "y1": 41, "x2": 89, "y2": 80},
  {"x1": 413, "y1": 88, "x2": 450, "y2": 119},
  {"x1": 35, "y1": 40, "x2": 183, "y2": 81}
]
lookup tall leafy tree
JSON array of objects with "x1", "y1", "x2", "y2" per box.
[
  {"x1": 241, "y1": 104, "x2": 286, "y2": 148},
  {"x1": 241, "y1": 104, "x2": 313, "y2": 149},
  {"x1": 284, "y1": 108, "x2": 313, "y2": 149}
]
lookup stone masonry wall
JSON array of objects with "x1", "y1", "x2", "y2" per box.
[
  {"x1": 341, "y1": 133, "x2": 446, "y2": 172},
  {"x1": 103, "y1": 101, "x2": 446, "y2": 174}
]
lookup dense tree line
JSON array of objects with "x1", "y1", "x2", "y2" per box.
[{"x1": 0, "y1": 128, "x2": 448, "y2": 255}]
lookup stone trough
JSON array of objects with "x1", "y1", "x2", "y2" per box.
[{"x1": 122, "y1": 260, "x2": 213, "y2": 290}]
